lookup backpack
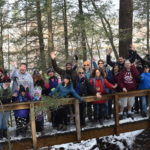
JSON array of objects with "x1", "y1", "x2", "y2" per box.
[{"x1": 92, "y1": 77, "x2": 109, "y2": 94}]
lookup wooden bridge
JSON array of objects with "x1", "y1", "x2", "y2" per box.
[{"x1": 1, "y1": 89, "x2": 150, "y2": 150}]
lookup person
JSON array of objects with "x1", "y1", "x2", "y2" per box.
[
  {"x1": 47, "y1": 68, "x2": 60, "y2": 94},
  {"x1": 50, "y1": 51, "x2": 77, "y2": 84},
  {"x1": 46, "y1": 68, "x2": 60, "y2": 127},
  {"x1": 138, "y1": 65, "x2": 150, "y2": 117},
  {"x1": 0, "y1": 69, "x2": 4, "y2": 86},
  {"x1": 106, "y1": 48, "x2": 125, "y2": 70},
  {"x1": 49, "y1": 75, "x2": 83, "y2": 130},
  {"x1": 13, "y1": 85, "x2": 32, "y2": 136},
  {"x1": 0, "y1": 76, "x2": 12, "y2": 139},
  {"x1": 90, "y1": 68, "x2": 117, "y2": 125},
  {"x1": 118, "y1": 60, "x2": 140, "y2": 120},
  {"x1": 10, "y1": 62, "x2": 34, "y2": 96},
  {"x1": 74, "y1": 68, "x2": 95, "y2": 127},
  {"x1": 83, "y1": 61, "x2": 93, "y2": 121}
]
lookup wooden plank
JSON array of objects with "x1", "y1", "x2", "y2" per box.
[
  {"x1": 74, "y1": 100, "x2": 81, "y2": 141},
  {"x1": 1, "y1": 120, "x2": 149, "y2": 150},
  {"x1": 148, "y1": 92, "x2": 150, "y2": 121},
  {"x1": 114, "y1": 95, "x2": 119, "y2": 135},
  {"x1": 30, "y1": 103, "x2": 37, "y2": 150}
]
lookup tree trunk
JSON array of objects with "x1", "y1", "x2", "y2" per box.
[
  {"x1": 25, "y1": 0, "x2": 28, "y2": 67},
  {"x1": 119, "y1": 0, "x2": 133, "y2": 58},
  {"x1": 78, "y1": 0, "x2": 87, "y2": 61},
  {"x1": 0, "y1": 9, "x2": 4, "y2": 69},
  {"x1": 147, "y1": 0, "x2": 150, "y2": 54},
  {"x1": 36, "y1": 0, "x2": 46, "y2": 72},
  {"x1": 47, "y1": 0, "x2": 54, "y2": 66},
  {"x1": 63, "y1": 0, "x2": 69, "y2": 60},
  {"x1": 91, "y1": 0, "x2": 118, "y2": 60}
]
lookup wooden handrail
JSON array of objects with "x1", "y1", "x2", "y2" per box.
[{"x1": 1, "y1": 89, "x2": 150, "y2": 150}]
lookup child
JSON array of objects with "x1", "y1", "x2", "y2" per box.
[
  {"x1": 0, "y1": 76, "x2": 12, "y2": 139},
  {"x1": 13, "y1": 85, "x2": 31, "y2": 137},
  {"x1": 33, "y1": 89, "x2": 44, "y2": 132}
]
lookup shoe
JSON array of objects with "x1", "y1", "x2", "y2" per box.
[
  {"x1": 127, "y1": 113, "x2": 134, "y2": 120},
  {"x1": 99, "y1": 119, "x2": 104, "y2": 125},
  {"x1": 0, "y1": 129, "x2": 3, "y2": 139},
  {"x1": 141, "y1": 112, "x2": 147, "y2": 118},
  {"x1": 119, "y1": 114, "x2": 125, "y2": 120},
  {"x1": 3, "y1": 129, "x2": 8, "y2": 139},
  {"x1": 61, "y1": 125, "x2": 67, "y2": 131},
  {"x1": 57, "y1": 124, "x2": 63, "y2": 131}
]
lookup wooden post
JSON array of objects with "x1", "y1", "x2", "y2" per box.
[
  {"x1": 114, "y1": 95, "x2": 120, "y2": 135},
  {"x1": 74, "y1": 100, "x2": 81, "y2": 141},
  {"x1": 30, "y1": 103, "x2": 37, "y2": 150},
  {"x1": 148, "y1": 92, "x2": 150, "y2": 120}
]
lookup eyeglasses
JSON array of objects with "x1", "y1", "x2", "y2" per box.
[
  {"x1": 84, "y1": 64, "x2": 89, "y2": 66},
  {"x1": 79, "y1": 72, "x2": 84, "y2": 74}
]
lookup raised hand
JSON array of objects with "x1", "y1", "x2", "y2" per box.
[
  {"x1": 50, "y1": 51, "x2": 57, "y2": 60},
  {"x1": 106, "y1": 48, "x2": 112, "y2": 55}
]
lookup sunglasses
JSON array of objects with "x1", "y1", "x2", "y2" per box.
[
  {"x1": 79, "y1": 72, "x2": 84, "y2": 74},
  {"x1": 84, "y1": 64, "x2": 89, "y2": 66}
]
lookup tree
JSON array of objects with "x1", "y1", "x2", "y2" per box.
[
  {"x1": 35, "y1": 0, "x2": 46, "y2": 72},
  {"x1": 119, "y1": 0, "x2": 133, "y2": 58},
  {"x1": 78, "y1": 0, "x2": 87, "y2": 61}
]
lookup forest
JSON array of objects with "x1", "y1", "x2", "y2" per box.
[{"x1": 0, "y1": 0, "x2": 149, "y2": 72}]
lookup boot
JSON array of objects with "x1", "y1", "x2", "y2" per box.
[
  {"x1": 16, "y1": 128, "x2": 21, "y2": 137},
  {"x1": 3, "y1": 129, "x2": 8, "y2": 139},
  {"x1": 0, "y1": 129, "x2": 3, "y2": 139}
]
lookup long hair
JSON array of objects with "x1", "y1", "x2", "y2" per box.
[{"x1": 91, "y1": 68, "x2": 106, "y2": 78}]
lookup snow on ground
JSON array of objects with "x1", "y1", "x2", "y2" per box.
[
  {"x1": 0, "y1": 113, "x2": 148, "y2": 142},
  {"x1": 40, "y1": 130, "x2": 143, "y2": 150}
]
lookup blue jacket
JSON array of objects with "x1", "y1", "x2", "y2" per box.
[
  {"x1": 138, "y1": 73, "x2": 150, "y2": 90},
  {"x1": 50, "y1": 83, "x2": 83, "y2": 102},
  {"x1": 49, "y1": 76, "x2": 59, "y2": 92},
  {"x1": 14, "y1": 94, "x2": 30, "y2": 118},
  {"x1": 84, "y1": 70, "x2": 91, "y2": 80}
]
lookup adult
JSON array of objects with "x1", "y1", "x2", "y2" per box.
[
  {"x1": 50, "y1": 51, "x2": 77, "y2": 84},
  {"x1": 10, "y1": 62, "x2": 34, "y2": 96},
  {"x1": 118, "y1": 60, "x2": 140, "y2": 120},
  {"x1": 74, "y1": 68, "x2": 95, "y2": 127},
  {"x1": 0, "y1": 76, "x2": 12, "y2": 139},
  {"x1": 138, "y1": 65, "x2": 150, "y2": 117}
]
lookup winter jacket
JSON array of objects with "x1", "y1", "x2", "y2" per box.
[
  {"x1": 51, "y1": 59, "x2": 77, "y2": 84},
  {"x1": 14, "y1": 93, "x2": 32, "y2": 118},
  {"x1": 74, "y1": 77, "x2": 96, "y2": 96},
  {"x1": 0, "y1": 85, "x2": 12, "y2": 104},
  {"x1": 106, "y1": 55, "x2": 124, "y2": 70},
  {"x1": 118, "y1": 65, "x2": 139, "y2": 91},
  {"x1": 49, "y1": 82, "x2": 83, "y2": 102},
  {"x1": 49, "y1": 76, "x2": 59, "y2": 91},
  {"x1": 90, "y1": 77, "x2": 114, "y2": 104},
  {"x1": 10, "y1": 68, "x2": 34, "y2": 96},
  {"x1": 138, "y1": 73, "x2": 150, "y2": 90}
]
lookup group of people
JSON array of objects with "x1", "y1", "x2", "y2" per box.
[{"x1": 0, "y1": 44, "x2": 150, "y2": 139}]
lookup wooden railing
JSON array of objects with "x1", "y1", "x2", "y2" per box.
[{"x1": 1, "y1": 89, "x2": 150, "y2": 150}]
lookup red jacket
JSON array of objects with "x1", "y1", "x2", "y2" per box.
[
  {"x1": 90, "y1": 78, "x2": 114, "y2": 104},
  {"x1": 118, "y1": 65, "x2": 139, "y2": 91}
]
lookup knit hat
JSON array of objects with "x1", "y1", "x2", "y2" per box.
[
  {"x1": 83, "y1": 60, "x2": 90, "y2": 66},
  {"x1": 3, "y1": 76, "x2": 11, "y2": 83},
  {"x1": 47, "y1": 68, "x2": 54, "y2": 74}
]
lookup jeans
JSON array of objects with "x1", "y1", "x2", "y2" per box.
[
  {"x1": 93, "y1": 103, "x2": 106, "y2": 120},
  {"x1": 140, "y1": 96, "x2": 148, "y2": 113},
  {"x1": 0, "y1": 111, "x2": 10, "y2": 129}
]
